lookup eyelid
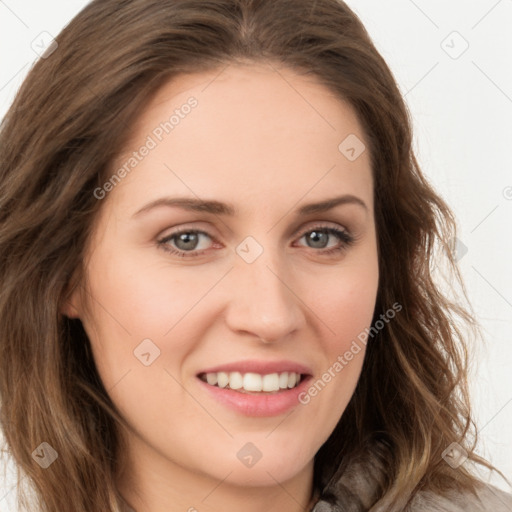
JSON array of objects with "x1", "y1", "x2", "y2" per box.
[{"x1": 294, "y1": 220, "x2": 349, "y2": 237}]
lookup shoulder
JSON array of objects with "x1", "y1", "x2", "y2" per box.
[
  {"x1": 310, "y1": 439, "x2": 512, "y2": 512},
  {"x1": 408, "y1": 482, "x2": 512, "y2": 512},
  {"x1": 310, "y1": 440, "x2": 512, "y2": 512}
]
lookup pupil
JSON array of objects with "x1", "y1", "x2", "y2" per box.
[{"x1": 308, "y1": 231, "x2": 328, "y2": 248}]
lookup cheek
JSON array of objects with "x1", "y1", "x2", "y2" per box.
[
  {"x1": 298, "y1": 277, "x2": 375, "y2": 445},
  {"x1": 82, "y1": 248, "x2": 229, "y2": 399},
  {"x1": 300, "y1": 256, "x2": 378, "y2": 412},
  {"x1": 86, "y1": 250, "x2": 219, "y2": 339},
  {"x1": 309, "y1": 259, "x2": 379, "y2": 349}
]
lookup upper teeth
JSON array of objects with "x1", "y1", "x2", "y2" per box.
[{"x1": 201, "y1": 371, "x2": 302, "y2": 392}]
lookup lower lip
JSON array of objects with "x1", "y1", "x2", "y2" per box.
[{"x1": 196, "y1": 375, "x2": 312, "y2": 417}]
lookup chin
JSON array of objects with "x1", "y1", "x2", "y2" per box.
[{"x1": 217, "y1": 453, "x2": 311, "y2": 488}]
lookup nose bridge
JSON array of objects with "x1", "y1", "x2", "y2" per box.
[{"x1": 226, "y1": 238, "x2": 304, "y2": 341}]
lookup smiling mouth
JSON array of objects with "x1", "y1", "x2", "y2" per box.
[{"x1": 197, "y1": 371, "x2": 307, "y2": 394}]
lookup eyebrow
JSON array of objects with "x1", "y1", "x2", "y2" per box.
[{"x1": 132, "y1": 194, "x2": 368, "y2": 218}]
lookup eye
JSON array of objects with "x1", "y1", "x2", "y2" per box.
[
  {"x1": 157, "y1": 229, "x2": 215, "y2": 257},
  {"x1": 157, "y1": 224, "x2": 356, "y2": 258},
  {"x1": 295, "y1": 225, "x2": 355, "y2": 255}
]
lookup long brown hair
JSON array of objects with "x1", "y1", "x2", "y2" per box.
[{"x1": 0, "y1": 0, "x2": 507, "y2": 510}]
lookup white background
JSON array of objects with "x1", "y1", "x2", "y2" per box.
[{"x1": 1, "y1": 0, "x2": 511, "y2": 508}]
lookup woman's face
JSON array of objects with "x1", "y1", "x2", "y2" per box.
[{"x1": 64, "y1": 62, "x2": 378, "y2": 502}]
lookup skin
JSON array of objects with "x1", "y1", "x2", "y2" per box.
[{"x1": 62, "y1": 61, "x2": 379, "y2": 512}]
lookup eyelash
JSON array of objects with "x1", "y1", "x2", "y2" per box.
[{"x1": 157, "y1": 224, "x2": 356, "y2": 259}]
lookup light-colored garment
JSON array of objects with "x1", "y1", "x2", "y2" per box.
[
  {"x1": 311, "y1": 480, "x2": 512, "y2": 511},
  {"x1": 310, "y1": 444, "x2": 512, "y2": 512}
]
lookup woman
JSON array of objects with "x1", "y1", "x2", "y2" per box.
[{"x1": 0, "y1": 1, "x2": 510, "y2": 511}]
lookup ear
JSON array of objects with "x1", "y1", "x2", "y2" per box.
[
  {"x1": 60, "y1": 274, "x2": 82, "y2": 319},
  {"x1": 60, "y1": 295, "x2": 81, "y2": 318}
]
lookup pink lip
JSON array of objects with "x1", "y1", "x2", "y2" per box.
[
  {"x1": 196, "y1": 359, "x2": 313, "y2": 376},
  {"x1": 196, "y1": 373, "x2": 313, "y2": 417}
]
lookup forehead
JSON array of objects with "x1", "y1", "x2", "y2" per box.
[{"x1": 106, "y1": 61, "x2": 373, "y2": 219}]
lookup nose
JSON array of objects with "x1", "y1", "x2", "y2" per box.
[{"x1": 223, "y1": 245, "x2": 306, "y2": 344}]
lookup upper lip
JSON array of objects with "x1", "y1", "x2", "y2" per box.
[{"x1": 197, "y1": 359, "x2": 313, "y2": 376}]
